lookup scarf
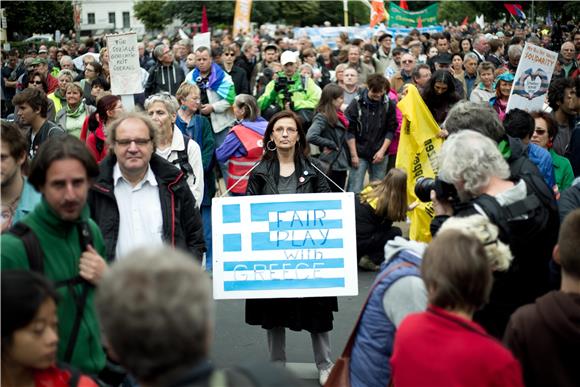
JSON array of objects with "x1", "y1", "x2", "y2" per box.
[
  {"x1": 337, "y1": 109, "x2": 349, "y2": 128},
  {"x1": 187, "y1": 63, "x2": 236, "y2": 105},
  {"x1": 66, "y1": 102, "x2": 85, "y2": 119}
]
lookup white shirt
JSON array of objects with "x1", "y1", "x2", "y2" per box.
[
  {"x1": 156, "y1": 127, "x2": 204, "y2": 207},
  {"x1": 113, "y1": 163, "x2": 164, "y2": 259}
]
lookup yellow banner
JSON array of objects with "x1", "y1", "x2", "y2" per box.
[
  {"x1": 395, "y1": 84, "x2": 443, "y2": 242},
  {"x1": 233, "y1": 0, "x2": 253, "y2": 36}
]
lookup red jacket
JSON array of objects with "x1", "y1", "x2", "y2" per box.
[
  {"x1": 35, "y1": 365, "x2": 97, "y2": 387},
  {"x1": 226, "y1": 125, "x2": 264, "y2": 194},
  {"x1": 80, "y1": 116, "x2": 108, "y2": 163},
  {"x1": 391, "y1": 305, "x2": 524, "y2": 387}
]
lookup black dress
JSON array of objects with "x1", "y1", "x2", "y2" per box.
[{"x1": 244, "y1": 156, "x2": 339, "y2": 333}]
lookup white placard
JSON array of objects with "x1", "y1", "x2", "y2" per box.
[
  {"x1": 507, "y1": 43, "x2": 557, "y2": 113},
  {"x1": 212, "y1": 192, "x2": 359, "y2": 300},
  {"x1": 193, "y1": 32, "x2": 211, "y2": 52},
  {"x1": 106, "y1": 32, "x2": 143, "y2": 95}
]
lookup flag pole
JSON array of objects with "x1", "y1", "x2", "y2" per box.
[{"x1": 343, "y1": 0, "x2": 348, "y2": 27}]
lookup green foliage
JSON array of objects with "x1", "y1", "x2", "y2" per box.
[
  {"x1": 134, "y1": 1, "x2": 172, "y2": 31},
  {"x1": 4, "y1": 1, "x2": 74, "y2": 40}
]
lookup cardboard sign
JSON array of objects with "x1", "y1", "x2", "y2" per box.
[
  {"x1": 106, "y1": 32, "x2": 143, "y2": 95},
  {"x1": 507, "y1": 43, "x2": 557, "y2": 113},
  {"x1": 193, "y1": 32, "x2": 211, "y2": 52},
  {"x1": 212, "y1": 193, "x2": 358, "y2": 300}
]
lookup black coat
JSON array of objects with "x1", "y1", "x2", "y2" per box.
[
  {"x1": 88, "y1": 154, "x2": 205, "y2": 261},
  {"x1": 245, "y1": 156, "x2": 338, "y2": 333},
  {"x1": 306, "y1": 113, "x2": 350, "y2": 172}
]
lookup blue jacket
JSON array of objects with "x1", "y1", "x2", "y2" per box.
[
  {"x1": 527, "y1": 143, "x2": 555, "y2": 189},
  {"x1": 350, "y1": 250, "x2": 421, "y2": 387}
]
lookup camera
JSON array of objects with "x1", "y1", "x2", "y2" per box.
[
  {"x1": 274, "y1": 76, "x2": 289, "y2": 92},
  {"x1": 414, "y1": 177, "x2": 458, "y2": 203}
]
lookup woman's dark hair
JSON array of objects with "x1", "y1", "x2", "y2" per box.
[
  {"x1": 459, "y1": 38, "x2": 473, "y2": 53},
  {"x1": 530, "y1": 110, "x2": 558, "y2": 141},
  {"x1": 86, "y1": 61, "x2": 103, "y2": 77},
  {"x1": 421, "y1": 70, "x2": 460, "y2": 105},
  {"x1": 91, "y1": 76, "x2": 110, "y2": 91},
  {"x1": 1, "y1": 270, "x2": 59, "y2": 349},
  {"x1": 30, "y1": 71, "x2": 49, "y2": 93},
  {"x1": 316, "y1": 84, "x2": 344, "y2": 127},
  {"x1": 488, "y1": 39, "x2": 504, "y2": 54},
  {"x1": 262, "y1": 110, "x2": 308, "y2": 163},
  {"x1": 421, "y1": 230, "x2": 492, "y2": 314},
  {"x1": 88, "y1": 94, "x2": 121, "y2": 134},
  {"x1": 28, "y1": 135, "x2": 100, "y2": 190}
]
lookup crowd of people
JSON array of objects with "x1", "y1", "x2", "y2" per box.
[{"x1": 1, "y1": 16, "x2": 580, "y2": 387}]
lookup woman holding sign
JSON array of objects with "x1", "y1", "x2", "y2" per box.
[{"x1": 245, "y1": 110, "x2": 336, "y2": 386}]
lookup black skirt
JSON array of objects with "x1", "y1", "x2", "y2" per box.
[{"x1": 246, "y1": 296, "x2": 338, "y2": 333}]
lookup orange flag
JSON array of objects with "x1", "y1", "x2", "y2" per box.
[
  {"x1": 370, "y1": 0, "x2": 389, "y2": 28},
  {"x1": 417, "y1": 17, "x2": 423, "y2": 28},
  {"x1": 461, "y1": 16, "x2": 469, "y2": 26}
]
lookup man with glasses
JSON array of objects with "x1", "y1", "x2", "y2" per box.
[
  {"x1": 391, "y1": 53, "x2": 416, "y2": 94},
  {"x1": 88, "y1": 112, "x2": 205, "y2": 262},
  {"x1": 144, "y1": 44, "x2": 185, "y2": 97}
]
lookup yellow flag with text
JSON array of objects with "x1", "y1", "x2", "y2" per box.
[
  {"x1": 233, "y1": 0, "x2": 253, "y2": 36},
  {"x1": 395, "y1": 84, "x2": 443, "y2": 242}
]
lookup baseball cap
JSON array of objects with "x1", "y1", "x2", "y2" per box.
[
  {"x1": 377, "y1": 32, "x2": 393, "y2": 42},
  {"x1": 264, "y1": 43, "x2": 279, "y2": 52},
  {"x1": 433, "y1": 53, "x2": 452, "y2": 65},
  {"x1": 280, "y1": 50, "x2": 297, "y2": 65},
  {"x1": 30, "y1": 57, "x2": 48, "y2": 66}
]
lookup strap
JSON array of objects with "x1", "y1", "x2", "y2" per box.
[
  {"x1": 503, "y1": 194, "x2": 541, "y2": 220},
  {"x1": 63, "y1": 222, "x2": 94, "y2": 363},
  {"x1": 340, "y1": 261, "x2": 415, "y2": 357},
  {"x1": 8, "y1": 222, "x2": 44, "y2": 273},
  {"x1": 172, "y1": 133, "x2": 195, "y2": 181}
]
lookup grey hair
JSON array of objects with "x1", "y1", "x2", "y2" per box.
[
  {"x1": 153, "y1": 44, "x2": 169, "y2": 60},
  {"x1": 438, "y1": 130, "x2": 510, "y2": 197},
  {"x1": 144, "y1": 93, "x2": 180, "y2": 116},
  {"x1": 195, "y1": 45, "x2": 211, "y2": 56},
  {"x1": 57, "y1": 69, "x2": 75, "y2": 80},
  {"x1": 95, "y1": 247, "x2": 212, "y2": 386},
  {"x1": 507, "y1": 44, "x2": 522, "y2": 59},
  {"x1": 443, "y1": 100, "x2": 505, "y2": 142},
  {"x1": 106, "y1": 112, "x2": 158, "y2": 151},
  {"x1": 463, "y1": 52, "x2": 479, "y2": 63},
  {"x1": 234, "y1": 94, "x2": 259, "y2": 121},
  {"x1": 439, "y1": 215, "x2": 513, "y2": 271},
  {"x1": 60, "y1": 55, "x2": 74, "y2": 66}
]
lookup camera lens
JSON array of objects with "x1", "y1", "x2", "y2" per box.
[{"x1": 414, "y1": 177, "x2": 435, "y2": 203}]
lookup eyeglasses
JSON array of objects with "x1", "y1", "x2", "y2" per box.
[
  {"x1": 223, "y1": 53, "x2": 235, "y2": 57},
  {"x1": 30, "y1": 80, "x2": 43, "y2": 85},
  {"x1": 273, "y1": 127, "x2": 297, "y2": 135},
  {"x1": 402, "y1": 60, "x2": 414, "y2": 64},
  {"x1": 85, "y1": 68, "x2": 95, "y2": 72},
  {"x1": 534, "y1": 129, "x2": 547, "y2": 135},
  {"x1": 115, "y1": 138, "x2": 152, "y2": 147}
]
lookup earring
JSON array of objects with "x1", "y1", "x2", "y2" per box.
[{"x1": 267, "y1": 140, "x2": 277, "y2": 151}]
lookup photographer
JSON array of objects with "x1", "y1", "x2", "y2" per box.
[
  {"x1": 427, "y1": 130, "x2": 559, "y2": 340},
  {"x1": 257, "y1": 50, "x2": 321, "y2": 126}
]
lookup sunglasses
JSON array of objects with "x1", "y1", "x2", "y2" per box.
[
  {"x1": 534, "y1": 129, "x2": 547, "y2": 135},
  {"x1": 30, "y1": 80, "x2": 43, "y2": 85},
  {"x1": 223, "y1": 53, "x2": 235, "y2": 57}
]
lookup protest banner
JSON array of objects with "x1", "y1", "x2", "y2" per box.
[
  {"x1": 395, "y1": 84, "x2": 444, "y2": 243},
  {"x1": 212, "y1": 192, "x2": 358, "y2": 300},
  {"x1": 106, "y1": 32, "x2": 142, "y2": 97},
  {"x1": 507, "y1": 43, "x2": 557, "y2": 113},
  {"x1": 233, "y1": 0, "x2": 253, "y2": 36},
  {"x1": 388, "y1": 3, "x2": 439, "y2": 27},
  {"x1": 193, "y1": 32, "x2": 211, "y2": 51}
]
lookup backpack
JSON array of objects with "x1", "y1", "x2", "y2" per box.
[
  {"x1": 171, "y1": 131, "x2": 196, "y2": 183},
  {"x1": 8, "y1": 222, "x2": 94, "y2": 363}
]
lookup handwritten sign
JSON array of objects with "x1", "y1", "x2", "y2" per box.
[
  {"x1": 212, "y1": 193, "x2": 358, "y2": 300},
  {"x1": 193, "y1": 32, "x2": 211, "y2": 52},
  {"x1": 106, "y1": 32, "x2": 143, "y2": 95},
  {"x1": 507, "y1": 43, "x2": 557, "y2": 113}
]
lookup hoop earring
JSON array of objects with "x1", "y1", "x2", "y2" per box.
[{"x1": 267, "y1": 140, "x2": 277, "y2": 152}]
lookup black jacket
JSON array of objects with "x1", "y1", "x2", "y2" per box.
[
  {"x1": 88, "y1": 154, "x2": 205, "y2": 261},
  {"x1": 306, "y1": 113, "x2": 350, "y2": 171},
  {"x1": 145, "y1": 61, "x2": 185, "y2": 96},
  {"x1": 246, "y1": 156, "x2": 331, "y2": 195},
  {"x1": 223, "y1": 65, "x2": 250, "y2": 95},
  {"x1": 344, "y1": 90, "x2": 397, "y2": 160}
]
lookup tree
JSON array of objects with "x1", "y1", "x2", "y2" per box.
[
  {"x1": 4, "y1": 1, "x2": 73, "y2": 40},
  {"x1": 134, "y1": 1, "x2": 172, "y2": 32}
]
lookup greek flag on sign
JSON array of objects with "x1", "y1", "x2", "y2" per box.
[{"x1": 212, "y1": 193, "x2": 359, "y2": 300}]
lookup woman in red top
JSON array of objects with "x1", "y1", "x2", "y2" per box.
[
  {"x1": 80, "y1": 95, "x2": 123, "y2": 163},
  {"x1": 391, "y1": 230, "x2": 524, "y2": 387},
  {"x1": 1, "y1": 270, "x2": 96, "y2": 387}
]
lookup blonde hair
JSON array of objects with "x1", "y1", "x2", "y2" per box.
[
  {"x1": 360, "y1": 168, "x2": 407, "y2": 221},
  {"x1": 175, "y1": 82, "x2": 200, "y2": 105},
  {"x1": 439, "y1": 214, "x2": 513, "y2": 271}
]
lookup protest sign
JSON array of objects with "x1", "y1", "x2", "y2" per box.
[
  {"x1": 193, "y1": 32, "x2": 211, "y2": 51},
  {"x1": 396, "y1": 84, "x2": 444, "y2": 243},
  {"x1": 388, "y1": 3, "x2": 439, "y2": 27},
  {"x1": 507, "y1": 43, "x2": 557, "y2": 113},
  {"x1": 106, "y1": 32, "x2": 142, "y2": 96},
  {"x1": 212, "y1": 193, "x2": 358, "y2": 300},
  {"x1": 233, "y1": 0, "x2": 253, "y2": 36}
]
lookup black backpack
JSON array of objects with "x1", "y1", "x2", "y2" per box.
[
  {"x1": 171, "y1": 131, "x2": 196, "y2": 183},
  {"x1": 8, "y1": 221, "x2": 94, "y2": 363}
]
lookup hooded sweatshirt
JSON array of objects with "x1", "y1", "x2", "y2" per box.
[{"x1": 504, "y1": 291, "x2": 580, "y2": 387}]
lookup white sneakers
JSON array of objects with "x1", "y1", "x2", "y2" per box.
[{"x1": 319, "y1": 364, "x2": 334, "y2": 386}]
